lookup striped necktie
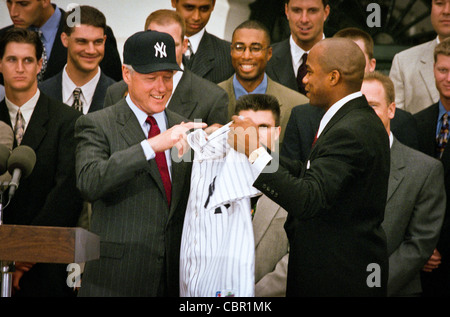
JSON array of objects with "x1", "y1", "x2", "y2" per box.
[
  {"x1": 437, "y1": 113, "x2": 449, "y2": 159},
  {"x1": 146, "y1": 116, "x2": 172, "y2": 206},
  {"x1": 36, "y1": 30, "x2": 48, "y2": 82},
  {"x1": 14, "y1": 109, "x2": 25, "y2": 145},
  {"x1": 72, "y1": 88, "x2": 83, "y2": 112}
]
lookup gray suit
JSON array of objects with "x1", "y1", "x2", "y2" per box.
[
  {"x1": 389, "y1": 39, "x2": 439, "y2": 114},
  {"x1": 383, "y1": 137, "x2": 446, "y2": 296},
  {"x1": 104, "y1": 69, "x2": 228, "y2": 125},
  {"x1": 253, "y1": 195, "x2": 289, "y2": 297},
  {"x1": 75, "y1": 99, "x2": 192, "y2": 296}
]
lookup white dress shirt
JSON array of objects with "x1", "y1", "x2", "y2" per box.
[
  {"x1": 62, "y1": 65, "x2": 101, "y2": 114},
  {"x1": 5, "y1": 89, "x2": 40, "y2": 133}
]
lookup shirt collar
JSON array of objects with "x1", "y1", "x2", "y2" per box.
[
  {"x1": 125, "y1": 94, "x2": 168, "y2": 136},
  {"x1": 290, "y1": 34, "x2": 325, "y2": 73},
  {"x1": 62, "y1": 65, "x2": 101, "y2": 114},
  {"x1": 5, "y1": 89, "x2": 40, "y2": 132},
  {"x1": 317, "y1": 92, "x2": 363, "y2": 137},
  {"x1": 186, "y1": 28, "x2": 205, "y2": 54},
  {"x1": 232, "y1": 73, "x2": 268, "y2": 99}
]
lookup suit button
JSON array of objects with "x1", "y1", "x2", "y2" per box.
[
  {"x1": 262, "y1": 184, "x2": 267, "y2": 189},
  {"x1": 274, "y1": 193, "x2": 278, "y2": 198}
]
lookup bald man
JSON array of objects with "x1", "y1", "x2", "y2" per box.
[{"x1": 229, "y1": 38, "x2": 390, "y2": 297}]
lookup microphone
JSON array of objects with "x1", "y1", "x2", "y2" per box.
[
  {"x1": 7, "y1": 145, "x2": 36, "y2": 199},
  {"x1": 0, "y1": 121, "x2": 14, "y2": 186}
]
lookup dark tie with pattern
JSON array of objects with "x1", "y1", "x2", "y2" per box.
[
  {"x1": 296, "y1": 53, "x2": 308, "y2": 95},
  {"x1": 14, "y1": 109, "x2": 24, "y2": 145},
  {"x1": 185, "y1": 40, "x2": 193, "y2": 60},
  {"x1": 72, "y1": 88, "x2": 83, "y2": 112},
  {"x1": 36, "y1": 30, "x2": 48, "y2": 82},
  {"x1": 146, "y1": 116, "x2": 172, "y2": 206},
  {"x1": 437, "y1": 113, "x2": 449, "y2": 159}
]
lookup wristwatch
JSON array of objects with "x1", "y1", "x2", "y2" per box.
[{"x1": 248, "y1": 147, "x2": 266, "y2": 164}]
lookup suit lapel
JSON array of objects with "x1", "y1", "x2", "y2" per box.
[
  {"x1": 115, "y1": 99, "x2": 167, "y2": 202},
  {"x1": 386, "y1": 138, "x2": 405, "y2": 202},
  {"x1": 21, "y1": 94, "x2": 49, "y2": 151},
  {"x1": 168, "y1": 70, "x2": 198, "y2": 119},
  {"x1": 419, "y1": 40, "x2": 440, "y2": 104},
  {"x1": 268, "y1": 40, "x2": 297, "y2": 91},
  {"x1": 252, "y1": 195, "x2": 281, "y2": 247},
  {"x1": 90, "y1": 72, "x2": 110, "y2": 113},
  {"x1": 189, "y1": 32, "x2": 214, "y2": 78}
]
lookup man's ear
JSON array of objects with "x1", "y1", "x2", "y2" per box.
[
  {"x1": 61, "y1": 32, "x2": 69, "y2": 48},
  {"x1": 329, "y1": 70, "x2": 340, "y2": 86}
]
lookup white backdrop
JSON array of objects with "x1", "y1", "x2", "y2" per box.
[{"x1": 0, "y1": 0, "x2": 254, "y2": 61}]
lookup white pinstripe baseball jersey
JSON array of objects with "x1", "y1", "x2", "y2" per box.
[{"x1": 180, "y1": 123, "x2": 260, "y2": 297}]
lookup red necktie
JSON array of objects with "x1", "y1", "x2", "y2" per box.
[
  {"x1": 146, "y1": 116, "x2": 171, "y2": 206},
  {"x1": 312, "y1": 129, "x2": 318, "y2": 148}
]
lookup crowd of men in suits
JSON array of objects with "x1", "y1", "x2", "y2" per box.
[{"x1": 0, "y1": 0, "x2": 450, "y2": 298}]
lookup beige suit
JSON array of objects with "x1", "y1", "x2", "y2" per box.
[
  {"x1": 389, "y1": 38, "x2": 440, "y2": 114},
  {"x1": 253, "y1": 194, "x2": 289, "y2": 297},
  {"x1": 218, "y1": 75, "x2": 308, "y2": 143}
]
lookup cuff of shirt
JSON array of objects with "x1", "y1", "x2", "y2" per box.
[
  {"x1": 251, "y1": 148, "x2": 273, "y2": 175},
  {"x1": 141, "y1": 139, "x2": 156, "y2": 161}
]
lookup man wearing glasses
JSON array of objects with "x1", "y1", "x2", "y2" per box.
[{"x1": 219, "y1": 20, "x2": 307, "y2": 144}]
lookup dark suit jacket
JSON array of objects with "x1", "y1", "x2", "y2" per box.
[
  {"x1": 104, "y1": 69, "x2": 228, "y2": 125},
  {"x1": 0, "y1": 93, "x2": 83, "y2": 296},
  {"x1": 183, "y1": 31, "x2": 234, "y2": 84},
  {"x1": 254, "y1": 96, "x2": 390, "y2": 296},
  {"x1": 414, "y1": 103, "x2": 450, "y2": 296},
  {"x1": 38, "y1": 70, "x2": 116, "y2": 113},
  {"x1": 265, "y1": 38, "x2": 299, "y2": 92},
  {"x1": 282, "y1": 103, "x2": 420, "y2": 163},
  {"x1": 0, "y1": 6, "x2": 122, "y2": 83},
  {"x1": 75, "y1": 100, "x2": 192, "y2": 296}
]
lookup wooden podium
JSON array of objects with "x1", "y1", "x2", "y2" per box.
[{"x1": 0, "y1": 224, "x2": 100, "y2": 297}]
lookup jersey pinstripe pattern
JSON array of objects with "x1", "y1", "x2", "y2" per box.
[{"x1": 180, "y1": 124, "x2": 260, "y2": 297}]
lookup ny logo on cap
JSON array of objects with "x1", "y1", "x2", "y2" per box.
[{"x1": 154, "y1": 42, "x2": 167, "y2": 58}]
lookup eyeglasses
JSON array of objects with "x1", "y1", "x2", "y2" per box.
[{"x1": 231, "y1": 43, "x2": 269, "y2": 55}]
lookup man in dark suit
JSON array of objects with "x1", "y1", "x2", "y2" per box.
[
  {"x1": 0, "y1": 28, "x2": 82, "y2": 296},
  {"x1": 39, "y1": 6, "x2": 115, "y2": 114},
  {"x1": 282, "y1": 27, "x2": 420, "y2": 163},
  {"x1": 104, "y1": 9, "x2": 228, "y2": 126},
  {"x1": 229, "y1": 38, "x2": 390, "y2": 296},
  {"x1": 362, "y1": 71, "x2": 445, "y2": 296},
  {"x1": 265, "y1": 0, "x2": 329, "y2": 93},
  {"x1": 76, "y1": 30, "x2": 205, "y2": 297},
  {"x1": 171, "y1": 0, "x2": 234, "y2": 83},
  {"x1": 414, "y1": 38, "x2": 450, "y2": 297},
  {"x1": 0, "y1": 1, "x2": 122, "y2": 82}
]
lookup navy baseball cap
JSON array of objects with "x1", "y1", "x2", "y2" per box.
[{"x1": 123, "y1": 30, "x2": 182, "y2": 74}]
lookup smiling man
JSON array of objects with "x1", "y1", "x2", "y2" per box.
[
  {"x1": 219, "y1": 20, "x2": 307, "y2": 144},
  {"x1": 75, "y1": 30, "x2": 206, "y2": 297},
  {"x1": 38, "y1": 5, "x2": 115, "y2": 115},
  {"x1": 266, "y1": 0, "x2": 329, "y2": 94},
  {"x1": 171, "y1": 0, "x2": 234, "y2": 83}
]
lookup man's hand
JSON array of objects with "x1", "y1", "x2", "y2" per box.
[
  {"x1": 12, "y1": 262, "x2": 35, "y2": 292},
  {"x1": 227, "y1": 115, "x2": 260, "y2": 157},
  {"x1": 422, "y1": 248, "x2": 442, "y2": 272},
  {"x1": 147, "y1": 121, "x2": 207, "y2": 157}
]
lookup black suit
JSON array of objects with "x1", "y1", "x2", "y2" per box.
[
  {"x1": 38, "y1": 70, "x2": 116, "y2": 113},
  {"x1": 282, "y1": 103, "x2": 420, "y2": 163},
  {"x1": 0, "y1": 93, "x2": 83, "y2": 296},
  {"x1": 414, "y1": 103, "x2": 450, "y2": 296},
  {"x1": 254, "y1": 96, "x2": 390, "y2": 296},
  {"x1": 183, "y1": 31, "x2": 234, "y2": 84},
  {"x1": 265, "y1": 38, "x2": 299, "y2": 92},
  {"x1": 0, "y1": 6, "x2": 122, "y2": 83}
]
